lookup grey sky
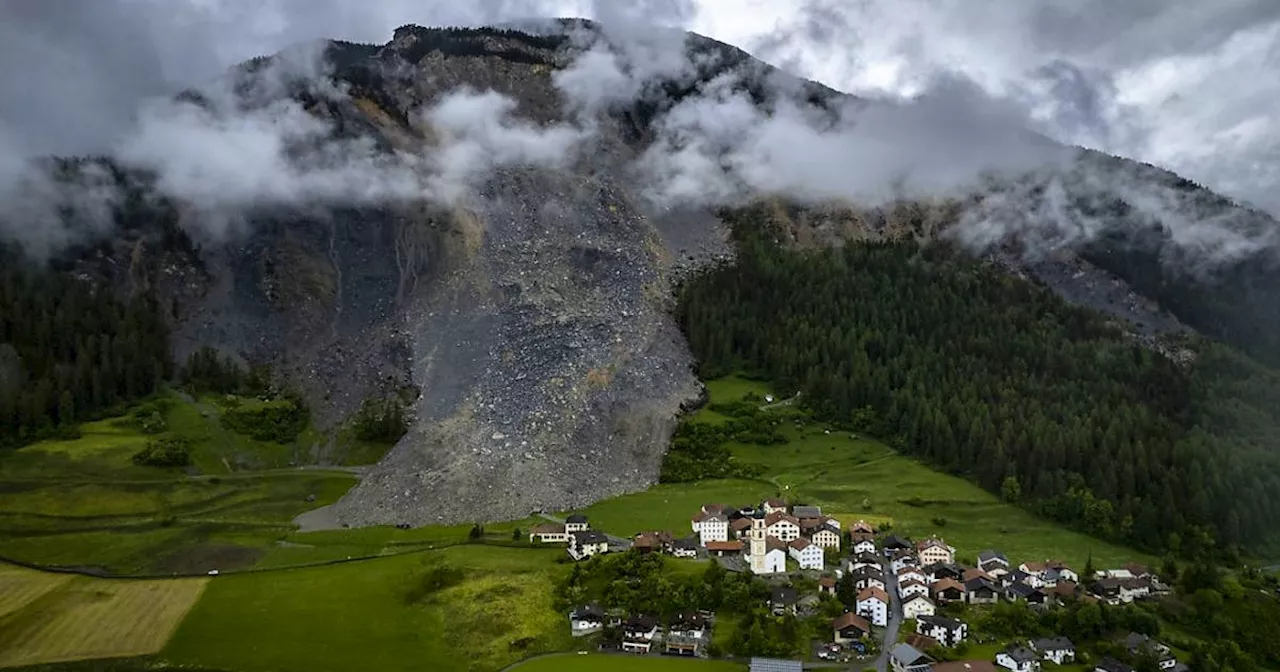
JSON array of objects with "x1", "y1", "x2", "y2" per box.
[{"x1": 0, "y1": 0, "x2": 1276, "y2": 213}]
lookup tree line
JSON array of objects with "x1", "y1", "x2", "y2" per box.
[
  {"x1": 676, "y1": 205, "x2": 1280, "y2": 556},
  {"x1": 0, "y1": 251, "x2": 171, "y2": 448}
]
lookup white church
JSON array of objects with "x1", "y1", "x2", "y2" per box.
[{"x1": 747, "y1": 512, "x2": 787, "y2": 574}]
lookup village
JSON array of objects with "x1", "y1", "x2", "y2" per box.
[{"x1": 529, "y1": 498, "x2": 1182, "y2": 672}]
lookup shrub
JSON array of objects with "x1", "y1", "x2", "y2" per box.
[
  {"x1": 931, "y1": 516, "x2": 948, "y2": 527},
  {"x1": 132, "y1": 437, "x2": 191, "y2": 467},
  {"x1": 222, "y1": 397, "x2": 308, "y2": 443}
]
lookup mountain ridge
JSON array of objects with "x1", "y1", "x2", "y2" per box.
[{"x1": 2, "y1": 21, "x2": 1279, "y2": 528}]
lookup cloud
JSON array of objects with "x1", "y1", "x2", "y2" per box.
[{"x1": 421, "y1": 88, "x2": 589, "y2": 202}]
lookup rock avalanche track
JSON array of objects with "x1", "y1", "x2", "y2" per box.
[{"x1": 330, "y1": 164, "x2": 729, "y2": 525}]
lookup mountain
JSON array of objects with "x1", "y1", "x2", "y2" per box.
[{"x1": 3, "y1": 21, "x2": 1280, "y2": 531}]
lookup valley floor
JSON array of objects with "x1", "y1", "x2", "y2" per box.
[{"x1": 0, "y1": 377, "x2": 1164, "y2": 671}]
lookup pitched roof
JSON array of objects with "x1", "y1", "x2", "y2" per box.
[
  {"x1": 1050, "y1": 580, "x2": 1078, "y2": 596},
  {"x1": 531, "y1": 522, "x2": 564, "y2": 534},
  {"x1": 771, "y1": 586, "x2": 799, "y2": 605},
  {"x1": 814, "y1": 524, "x2": 841, "y2": 537},
  {"x1": 850, "y1": 519, "x2": 876, "y2": 533},
  {"x1": 671, "y1": 538, "x2": 696, "y2": 550},
  {"x1": 789, "y1": 538, "x2": 813, "y2": 550},
  {"x1": 965, "y1": 577, "x2": 998, "y2": 592},
  {"x1": 883, "y1": 535, "x2": 911, "y2": 549},
  {"x1": 916, "y1": 537, "x2": 950, "y2": 551},
  {"x1": 832, "y1": 611, "x2": 870, "y2": 633},
  {"x1": 764, "y1": 511, "x2": 800, "y2": 527},
  {"x1": 898, "y1": 566, "x2": 925, "y2": 577},
  {"x1": 899, "y1": 579, "x2": 928, "y2": 591},
  {"x1": 764, "y1": 498, "x2": 786, "y2": 507},
  {"x1": 701, "y1": 503, "x2": 727, "y2": 514},
  {"x1": 1095, "y1": 658, "x2": 1134, "y2": 672},
  {"x1": 766, "y1": 536, "x2": 787, "y2": 552},
  {"x1": 565, "y1": 514, "x2": 588, "y2": 524},
  {"x1": 889, "y1": 643, "x2": 933, "y2": 667},
  {"x1": 624, "y1": 614, "x2": 657, "y2": 632},
  {"x1": 691, "y1": 511, "x2": 708, "y2": 523},
  {"x1": 570, "y1": 602, "x2": 605, "y2": 619},
  {"x1": 1031, "y1": 636, "x2": 1075, "y2": 652},
  {"x1": 904, "y1": 633, "x2": 939, "y2": 651},
  {"x1": 931, "y1": 578, "x2": 964, "y2": 594},
  {"x1": 731, "y1": 517, "x2": 754, "y2": 531},
  {"x1": 918, "y1": 614, "x2": 964, "y2": 631},
  {"x1": 819, "y1": 576, "x2": 837, "y2": 588},
  {"x1": 792, "y1": 505, "x2": 822, "y2": 518},
  {"x1": 903, "y1": 593, "x2": 935, "y2": 607},
  {"x1": 978, "y1": 549, "x2": 1008, "y2": 564},
  {"x1": 851, "y1": 531, "x2": 876, "y2": 543},
  {"x1": 705, "y1": 540, "x2": 744, "y2": 552},
  {"x1": 857, "y1": 586, "x2": 889, "y2": 603},
  {"x1": 962, "y1": 568, "x2": 993, "y2": 582},
  {"x1": 1000, "y1": 646, "x2": 1038, "y2": 663},
  {"x1": 573, "y1": 530, "x2": 608, "y2": 544}
]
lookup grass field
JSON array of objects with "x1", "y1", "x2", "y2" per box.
[
  {"x1": 163, "y1": 545, "x2": 573, "y2": 672},
  {"x1": 581, "y1": 376, "x2": 1148, "y2": 570},
  {"x1": 0, "y1": 565, "x2": 207, "y2": 668},
  {"x1": 513, "y1": 653, "x2": 746, "y2": 671}
]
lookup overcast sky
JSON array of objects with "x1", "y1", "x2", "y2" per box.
[{"x1": 1, "y1": 0, "x2": 1277, "y2": 214}]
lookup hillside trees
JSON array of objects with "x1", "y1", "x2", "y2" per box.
[
  {"x1": 0, "y1": 250, "x2": 172, "y2": 448},
  {"x1": 676, "y1": 205, "x2": 1280, "y2": 555}
]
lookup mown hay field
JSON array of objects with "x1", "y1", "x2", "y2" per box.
[{"x1": 0, "y1": 565, "x2": 207, "y2": 668}]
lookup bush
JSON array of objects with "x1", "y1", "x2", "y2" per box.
[
  {"x1": 931, "y1": 516, "x2": 948, "y2": 527},
  {"x1": 404, "y1": 563, "x2": 466, "y2": 604},
  {"x1": 222, "y1": 397, "x2": 308, "y2": 443},
  {"x1": 351, "y1": 396, "x2": 408, "y2": 444},
  {"x1": 132, "y1": 437, "x2": 191, "y2": 467}
]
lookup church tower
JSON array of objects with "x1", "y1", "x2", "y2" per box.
[{"x1": 748, "y1": 511, "x2": 767, "y2": 574}]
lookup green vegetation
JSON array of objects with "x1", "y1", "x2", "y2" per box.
[
  {"x1": 131, "y1": 437, "x2": 192, "y2": 467},
  {"x1": 513, "y1": 654, "x2": 745, "y2": 671},
  {"x1": 350, "y1": 396, "x2": 409, "y2": 445},
  {"x1": 0, "y1": 246, "x2": 173, "y2": 449},
  {"x1": 164, "y1": 545, "x2": 573, "y2": 672},
  {"x1": 678, "y1": 205, "x2": 1280, "y2": 556}
]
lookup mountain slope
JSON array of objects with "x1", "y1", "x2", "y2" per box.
[{"x1": 3, "y1": 21, "x2": 1280, "y2": 531}]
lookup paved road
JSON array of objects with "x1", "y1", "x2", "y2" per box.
[{"x1": 875, "y1": 560, "x2": 904, "y2": 672}]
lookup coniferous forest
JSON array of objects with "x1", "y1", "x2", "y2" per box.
[
  {"x1": 0, "y1": 250, "x2": 171, "y2": 448},
  {"x1": 678, "y1": 205, "x2": 1280, "y2": 556}
]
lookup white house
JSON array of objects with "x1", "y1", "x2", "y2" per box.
[
  {"x1": 569, "y1": 604, "x2": 604, "y2": 635},
  {"x1": 529, "y1": 523, "x2": 569, "y2": 544},
  {"x1": 902, "y1": 593, "x2": 936, "y2": 620},
  {"x1": 1030, "y1": 637, "x2": 1076, "y2": 665},
  {"x1": 853, "y1": 538, "x2": 877, "y2": 555},
  {"x1": 789, "y1": 538, "x2": 824, "y2": 570},
  {"x1": 621, "y1": 616, "x2": 659, "y2": 653},
  {"x1": 812, "y1": 526, "x2": 842, "y2": 550},
  {"x1": 891, "y1": 552, "x2": 919, "y2": 574},
  {"x1": 1019, "y1": 561, "x2": 1077, "y2": 587},
  {"x1": 748, "y1": 517, "x2": 787, "y2": 575},
  {"x1": 978, "y1": 550, "x2": 1011, "y2": 578},
  {"x1": 693, "y1": 512, "x2": 730, "y2": 546},
  {"x1": 917, "y1": 615, "x2": 967, "y2": 647},
  {"x1": 765, "y1": 512, "x2": 801, "y2": 542},
  {"x1": 899, "y1": 579, "x2": 930, "y2": 600},
  {"x1": 564, "y1": 514, "x2": 589, "y2": 533},
  {"x1": 568, "y1": 530, "x2": 609, "y2": 561},
  {"x1": 850, "y1": 567, "x2": 887, "y2": 592},
  {"x1": 670, "y1": 539, "x2": 698, "y2": 558},
  {"x1": 856, "y1": 586, "x2": 889, "y2": 627},
  {"x1": 898, "y1": 567, "x2": 927, "y2": 586},
  {"x1": 916, "y1": 537, "x2": 955, "y2": 565},
  {"x1": 762, "y1": 498, "x2": 788, "y2": 514},
  {"x1": 997, "y1": 645, "x2": 1041, "y2": 672}
]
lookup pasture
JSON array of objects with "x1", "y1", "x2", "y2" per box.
[
  {"x1": 584, "y1": 375, "x2": 1148, "y2": 570},
  {"x1": 0, "y1": 565, "x2": 207, "y2": 668},
  {"x1": 163, "y1": 545, "x2": 573, "y2": 672}
]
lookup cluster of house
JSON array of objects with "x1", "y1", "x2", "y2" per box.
[
  {"x1": 568, "y1": 604, "x2": 711, "y2": 657},
  {"x1": 528, "y1": 514, "x2": 611, "y2": 560},
  {"x1": 691, "y1": 499, "x2": 844, "y2": 573}
]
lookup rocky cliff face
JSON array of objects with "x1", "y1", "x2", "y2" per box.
[{"x1": 20, "y1": 21, "x2": 1280, "y2": 526}]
